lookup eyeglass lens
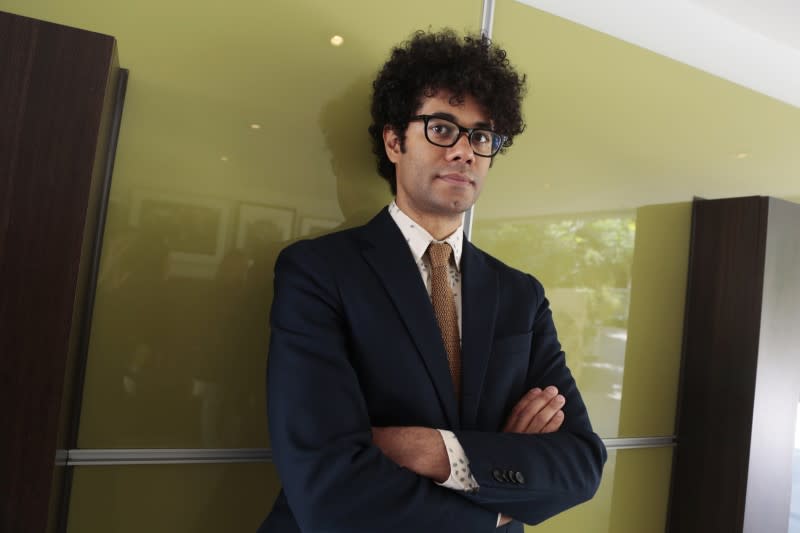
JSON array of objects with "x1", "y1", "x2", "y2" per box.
[{"x1": 424, "y1": 116, "x2": 502, "y2": 156}]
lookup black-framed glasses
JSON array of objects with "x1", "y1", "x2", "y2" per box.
[{"x1": 410, "y1": 115, "x2": 507, "y2": 157}]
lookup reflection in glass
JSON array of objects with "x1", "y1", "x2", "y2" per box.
[
  {"x1": 472, "y1": 212, "x2": 635, "y2": 437},
  {"x1": 81, "y1": 190, "x2": 290, "y2": 448}
]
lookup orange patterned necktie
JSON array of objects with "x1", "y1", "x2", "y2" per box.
[{"x1": 427, "y1": 242, "x2": 461, "y2": 399}]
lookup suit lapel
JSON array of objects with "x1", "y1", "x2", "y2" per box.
[
  {"x1": 460, "y1": 239, "x2": 498, "y2": 429},
  {"x1": 360, "y1": 209, "x2": 459, "y2": 428}
]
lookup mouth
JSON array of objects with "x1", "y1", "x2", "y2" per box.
[{"x1": 436, "y1": 173, "x2": 474, "y2": 186}]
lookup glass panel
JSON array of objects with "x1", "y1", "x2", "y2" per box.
[
  {"x1": 472, "y1": 211, "x2": 636, "y2": 438},
  {"x1": 0, "y1": 0, "x2": 482, "y2": 448},
  {"x1": 66, "y1": 462, "x2": 281, "y2": 533},
  {"x1": 473, "y1": 202, "x2": 690, "y2": 438},
  {"x1": 524, "y1": 447, "x2": 673, "y2": 533}
]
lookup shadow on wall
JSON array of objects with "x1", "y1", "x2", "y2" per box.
[{"x1": 318, "y1": 75, "x2": 392, "y2": 234}]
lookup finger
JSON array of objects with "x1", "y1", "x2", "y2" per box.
[
  {"x1": 512, "y1": 387, "x2": 557, "y2": 431},
  {"x1": 511, "y1": 388, "x2": 542, "y2": 415},
  {"x1": 502, "y1": 388, "x2": 543, "y2": 432},
  {"x1": 539, "y1": 409, "x2": 565, "y2": 434},
  {"x1": 510, "y1": 388, "x2": 560, "y2": 434},
  {"x1": 523, "y1": 394, "x2": 565, "y2": 434},
  {"x1": 502, "y1": 388, "x2": 541, "y2": 432},
  {"x1": 507, "y1": 387, "x2": 558, "y2": 433}
]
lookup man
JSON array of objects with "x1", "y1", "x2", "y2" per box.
[{"x1": 259, "y1": 30, "x2": 606, "y2": 532}]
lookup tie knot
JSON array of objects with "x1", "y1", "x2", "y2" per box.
[{"x1": 428, "y1": 242, "x2": 453, "y2": 268}]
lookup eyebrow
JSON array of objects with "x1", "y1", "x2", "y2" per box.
[{"x1": 428, "y1": 112, "x2": 493, "y2": 130}]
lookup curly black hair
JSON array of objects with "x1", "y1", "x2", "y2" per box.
[{"x1": 368, "y1": 29, "x2": 526, "y2": 194}]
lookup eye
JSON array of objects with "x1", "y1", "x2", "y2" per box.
[
  {"x1": 472, "y1": 131, "x2": 491, "y2": 145},
  {"x1": 429, "y1": 122, "x2": 454, "y2": 138}
]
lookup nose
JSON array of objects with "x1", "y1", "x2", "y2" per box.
[{"x1": 446, "y1": 132, "x2": 475, "y2": 163}]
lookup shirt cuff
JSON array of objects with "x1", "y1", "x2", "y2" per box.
[{"x1": 435, "y1": 429, "x2": 479, "y2": 493}]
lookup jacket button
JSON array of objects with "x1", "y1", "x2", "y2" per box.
[
  {"x1": 515, "y1": 471, "x2": 525, "y2": 484},
  {"x1": 492, "y1": 469, "x2": 504, "y2": 482}
]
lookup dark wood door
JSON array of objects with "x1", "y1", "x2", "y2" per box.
[{"x1": 0, "y1": 11, "x2": 121, "y2": 533}]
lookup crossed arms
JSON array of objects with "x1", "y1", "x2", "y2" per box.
[
  {"x1": 373, "y1": 386, "x2": 568, "y2": 527},
  {"x1": 267, "y1": 241, "x2": 606, "y2": 532}
]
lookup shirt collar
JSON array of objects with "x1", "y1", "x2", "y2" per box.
[{"x1": 388, "y1": 200, "x2": 464, "y2": 270}]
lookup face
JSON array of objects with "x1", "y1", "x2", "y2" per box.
[{"x1": 383, "y1": 91, "x2": 492, "y2": 225}]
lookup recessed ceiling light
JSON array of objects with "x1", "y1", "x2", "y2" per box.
[
  {"x1": 250, "y1": 123, "x2": 262, "y2": 130},
  {"x1": 330, "y1": 35, "x2": 344, "y2": 47}
]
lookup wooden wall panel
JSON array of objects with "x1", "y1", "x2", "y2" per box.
[
  {"x1": 668, "y1": 196, "x2": 800, "y2": 533},
  {"x1": 0, "y1": 11, "x2": 119, "y2": 533}
]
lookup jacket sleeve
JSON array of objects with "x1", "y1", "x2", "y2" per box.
[
  {"x1": 453, "y1": 276, "x2": 607, "y2": 525},
  {"x1": 267, "y1": 241, "x2": 498, "y2": 532}
]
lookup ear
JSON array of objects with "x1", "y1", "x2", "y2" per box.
[{"x1": 383, "y1": 125, "x2": 402, "y2": 163}]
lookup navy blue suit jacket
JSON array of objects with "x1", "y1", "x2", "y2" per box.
[{"x1": 259, "y1": 208, "x2": 606, "y2": 532}]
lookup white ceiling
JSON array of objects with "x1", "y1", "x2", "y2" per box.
[
  {"x1": 692, "y1": 0, "x2": 800, "y2": 51},
  {"x1": 514, "y1": 0, "x2": 800, "y2": 108}
]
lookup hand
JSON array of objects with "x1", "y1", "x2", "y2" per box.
[
  {"x1": 372, "y1": 426, "x2": 450, "y2": 483},
  {"x1": 502, "y1": 386, "x2": 565, "y2": 434}
]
